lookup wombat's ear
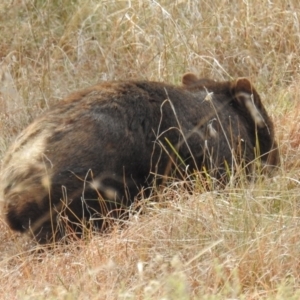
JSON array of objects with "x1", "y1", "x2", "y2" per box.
[
  {"x1": 232, "y1": 78, "x2": 253, "y2": 95},
  {"x1": 231, "y1": 78, "x2": 265, "y2": 128},
  {"x1": 182, "y1": 72, "x2": 199, "y2": 86}
]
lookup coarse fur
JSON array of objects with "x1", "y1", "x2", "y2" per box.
[{"x1": 0, "y1": 73, "x2": 279, "y2": 243}]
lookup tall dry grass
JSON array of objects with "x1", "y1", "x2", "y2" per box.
[{"x1": 1, "y1": 0, "x2": 300, "y2": 299}]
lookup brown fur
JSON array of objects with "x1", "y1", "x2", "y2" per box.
[{"x1": 0, "y1": 73, "x2": 279, "y2": 243}]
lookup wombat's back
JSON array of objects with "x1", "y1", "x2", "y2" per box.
[{"x1": 0, "y1": 80, "x2": 205, "y2": 242}]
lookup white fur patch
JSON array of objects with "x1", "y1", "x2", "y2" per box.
[
  {"x1": 236, "y1": 92, "x2": 265, "y2": 128},
  {"x1": 0, "y1": 128, "x2": 53, "y2": 207}
]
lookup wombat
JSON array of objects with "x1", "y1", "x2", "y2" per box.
[{"x1": 0, "y1": 73, "x2": 279, "y2": 243}]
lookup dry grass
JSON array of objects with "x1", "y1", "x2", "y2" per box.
[{"x1": 1, "y1": 0, "x2": 300, "y2": 299}]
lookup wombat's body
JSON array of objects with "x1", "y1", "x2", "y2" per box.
[{"x1": 0, "y1": 74, "x2": 279, "y2": 243}]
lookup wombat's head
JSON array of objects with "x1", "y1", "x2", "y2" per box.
[{"x1": 182, "y1": 72, "x2": 280, "y2": 170}]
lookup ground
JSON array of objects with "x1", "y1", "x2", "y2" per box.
[{"x1": 0, "y1": 0, "x2": 300, "y2": 299}]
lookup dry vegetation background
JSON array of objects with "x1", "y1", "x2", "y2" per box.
[{"x1": 1, "y1": 0, "x2": 300, "y2": 299}]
